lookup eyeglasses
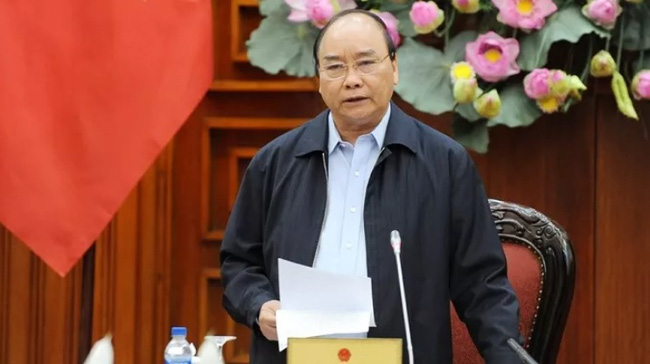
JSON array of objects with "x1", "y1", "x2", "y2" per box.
[{"x1": 319, "y1": 54, "x2": 391, "y2": 79}]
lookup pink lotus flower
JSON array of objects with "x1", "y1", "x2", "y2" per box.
[
  {"x1": 548, "y1": 69, "x2": 570, "y2": 99},
  {"x1": 491, "y1": 0, "x2": 557, "y2": 31},
  {"x1": 285, "y1": 0, "x2": 357, "y2": 28},
  {"x1": 631, "y1": 70, "x2": 650, "y2": 100},
  {"x1": 528, "y1": 71, "x2": 586, "y2": 113},
  {"x1": 524, "y1": 68, "x2": 551, "y2": 99},
  {"x1": 465, "y1": 32, "x2": 520, "y2": 82},
  {"x1": 375, "y1": 11, "x2": 401, "y2": 47},
  {"x1": 409, "y1": 1, "x2": 445, "y2": 34},
  {"x1": 582, "y1": 0, "x2": 622, "y2": 30}
]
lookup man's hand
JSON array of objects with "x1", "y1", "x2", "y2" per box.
[{"x1": 258, "y1": 300, "x2": 281, "y2": 341}]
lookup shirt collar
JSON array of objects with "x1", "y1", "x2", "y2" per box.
[
  {"x1": 327, "y1": 104, "x2": 391, "y2": 154},
  {"x1": 294, "y1": 102, "x2": 419, "y2": 157}
]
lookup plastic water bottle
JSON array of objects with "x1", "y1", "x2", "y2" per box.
[{"x1": 164, "y1": 327, "x2": 192, "y2": 364}]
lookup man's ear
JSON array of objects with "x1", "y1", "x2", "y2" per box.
[{"x1": 392, "y1": 56, "x2": 399, "y2": 85}]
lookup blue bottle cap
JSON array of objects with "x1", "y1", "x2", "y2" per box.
[{"x1": 171, "y1": 327, "x2": 187, "y2": 336}]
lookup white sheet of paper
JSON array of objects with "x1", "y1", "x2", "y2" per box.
[
  {"x1": 276, "y1": 259, "x2": 376, "y2": 352},
  {"x1": 276, "y1": 310, "x2": 371, "y2": 351}
]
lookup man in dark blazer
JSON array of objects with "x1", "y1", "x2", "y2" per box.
[{"x1": 220, "y1": 9, "x2": 522, "y2": 364}]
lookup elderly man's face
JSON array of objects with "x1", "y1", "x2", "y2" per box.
[{"x1": 317, "y1": 14, "x2": 398, "y2": 129}]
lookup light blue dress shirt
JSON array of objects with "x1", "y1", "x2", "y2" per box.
[{"x1": 313, "y1": 105, "x2": 390, "y2": 278}]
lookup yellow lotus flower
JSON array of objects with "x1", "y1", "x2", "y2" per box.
[
  {"x1": 536, "y1": 74, "x2": 585, "y2": 112},
  {"x1": 452, "y1": 0, "x2": 480, "y2": 14},
  {"x1": 473, "y1": 90, "x2": 501, "y2": 119},
  {"x1": 536, "y1": 95, "x2": 561, "y2": 113},
  {"x1": 590, "y1": 50, "x2": 616, "y2": 77},
  {"x1": 450, "y1": 61, "x2": 476, "y2": 83},
  {"x1": 453, "y1": 79, "x2": 480, "y2": 103}
]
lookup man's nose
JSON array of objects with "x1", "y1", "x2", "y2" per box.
[{"x1": 343, "y1": 67, "x2": 363, "y2": 88}]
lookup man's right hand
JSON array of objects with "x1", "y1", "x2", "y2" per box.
[{"x1": 258, "y1": 300, "x2": 281, "y2": 341}]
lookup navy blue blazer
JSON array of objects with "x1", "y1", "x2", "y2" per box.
[{"x1": 220, "y1": 103, "x2": 522, "y2": 363}]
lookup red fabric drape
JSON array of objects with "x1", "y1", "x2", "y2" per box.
[{"x1": 0, "y1": 0, "x2": 213, "y2": 275}]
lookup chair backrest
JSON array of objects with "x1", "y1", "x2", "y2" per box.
[{"x1": 451, "y1": 199, "x2": 576, "y2": 364}]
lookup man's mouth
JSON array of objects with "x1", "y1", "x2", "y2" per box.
[{"x1": 343, "y1": 96, "x2": 368, "y2": 103}]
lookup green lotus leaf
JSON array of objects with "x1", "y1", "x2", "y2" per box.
[
  {"x1": 488, "y1": 84, "x2": 542, "y2": 127},
  {"x1": 456, "y1": 103, "x2": 482, "y2": 122},
  {"x1": 395, "y1": 32, "x2": 477, "y2": 115},
  {"x1": 259, "y1": 0, "x2": 285, "y2": 16},
  {"x1": 247, "y1": 12, "x2": 319, "y2": 77},
  {"x1": 452, "y1": 117, "x2": 489, "y2": 153},
  {"x1": 518, "y1": 4, "x2": 608, "y2": 71},
  {"x1": 613, "y1": 5, "x2": 650, "y2": 51}
]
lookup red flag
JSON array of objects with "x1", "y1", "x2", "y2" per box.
[{"x1": 0, "y1": 0, "x2": 213, "y2": 275}]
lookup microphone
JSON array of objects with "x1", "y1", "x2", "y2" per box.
[
  {"x1": 390, "y1": 230, "x2": 414, "y2": 364},
  {"x1": 507, "y1": 338, "x2": 538, "y2": 364}
]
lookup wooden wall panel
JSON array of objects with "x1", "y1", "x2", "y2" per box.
[
  {"x1": 0, "y1": 229, "x2": 8, "y2": 363},
  {"x1": 595, "y1": 98, "x2": 650, "y2": 364},
  {"x1": 0, "y1": 145, "x2": 173, "y2": 364},
  {"x1": 172, "y1": 104, "x2": 206, "y2": 345},
  {"x1": 0, "y1": 227, "x2": 82, "y2": 364},
  {"x1": 91, "y1": 146, "x2": 173, "y2": 363},
  {"x1": 190, "y1": 117, "x2": 299, "y2": 360},
  {"x1": 212, "y1": 0, "x2": 319, "y2": 92},
  {"x1": 171, "y1": 0, "x2": 325, "y2": 356},
  {"x1": 477, "y1": 96, "x2": 597, "y2": 364}
]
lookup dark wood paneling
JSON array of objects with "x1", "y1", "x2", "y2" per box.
[
  {"x1": 212, "y1": 0, "x2": 318, "y2": 91},
  {"x1": 171, "y1": 0, "x2": 326, "y2": 355},
  {"x1": 595, "y1": 98, "x2": 650, "y2": 364},
  {"x1": 0, "y1": 228, "x2": 82, "y2": 364},
  {"x1": 477, "y1": 97, "x2": 597, "y2": 364},
  {"x1": 171, "y1": 103, "x2": 206, "y2": 345},
  {"x1": 91, "y1": 146, "x2": 173, "y2": 363},
  {"x1": 0, "y1": 229, "x2": 8, "y2": 363},
  {"x1": 0, "y1": 145, "x2": 173, "y2": 364}
]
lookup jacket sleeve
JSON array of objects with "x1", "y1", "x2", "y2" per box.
[
  {"x1": 220, "y1": 155, "x2": 277, "y2": 329},
  {"x1": 448, "y1": 150, "x2": 524, "y2": 364}
]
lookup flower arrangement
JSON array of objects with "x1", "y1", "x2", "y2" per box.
[{"x1": 248, "y1": 0, "x2": 650, "y2": 152}]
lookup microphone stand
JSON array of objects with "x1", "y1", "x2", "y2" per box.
[
  {"x1": 391, "y1": 230, "x2": 414, "y2": 364},
  {"x1": 507, "y1": 338, "x2": 539, "y2": 364},
  {"x1": 390, "y1": 231, "x2": 534, "y2": 364}
]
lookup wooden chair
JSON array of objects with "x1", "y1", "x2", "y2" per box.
[{"x1": 451, "y1": 199, "x2": 576, "y2": 363}]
